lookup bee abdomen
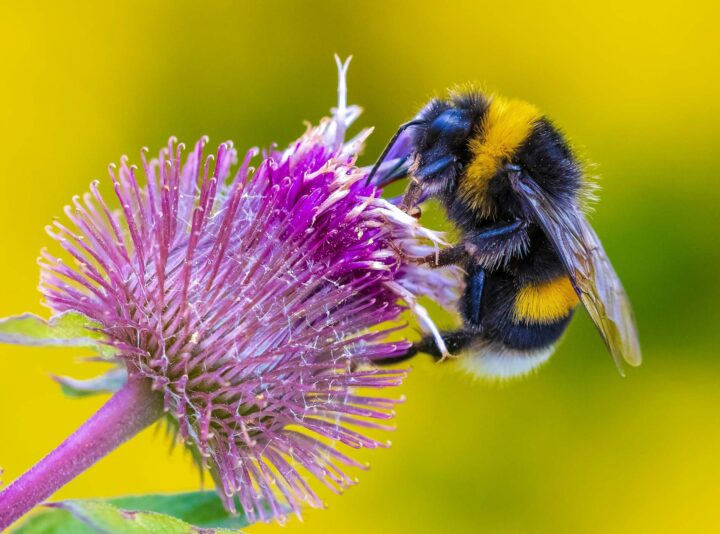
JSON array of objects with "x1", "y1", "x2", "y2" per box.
[
  {"x1": 499, "y1": 313, "x2": 573, "y2": 350},
  {"x1": 494, "y1": 275, "x2": 579, "y2": 351},
  {"x1": 513, "y1": 276, "x2": 578, "y2": 324}
]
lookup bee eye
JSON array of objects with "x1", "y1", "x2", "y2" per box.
[{"x1": 428, "y1": 109, "x2": 473, "y2": 143}]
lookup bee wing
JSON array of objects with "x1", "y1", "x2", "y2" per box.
[{"x1": 509, "y1": 172, "x2": 641, "y2": 373}]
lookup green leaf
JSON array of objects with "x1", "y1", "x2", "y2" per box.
[
  {"x1": 52, "y1": 367, "x2": 128, "y2": 398},
  {"x1": 0, "y1": 311, "x2": 115, "y2": 357},
  {"x1": 50, "y1": 501, "x2": 236, "y2": 534},
  {"x1": 0, "y1": 311, "x2": 99, "y2": 345},
  {"x1": 13, "y1": 491, "x2": 249, "y2": 534}
]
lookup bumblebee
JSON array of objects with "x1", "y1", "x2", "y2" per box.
[{"x1": 368, "y1": 89, "x2": 641, "y2": 378}]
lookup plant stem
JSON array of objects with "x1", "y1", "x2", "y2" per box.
[{"x1": 0, "y1": 376, "x2": 164, "y2": 530}]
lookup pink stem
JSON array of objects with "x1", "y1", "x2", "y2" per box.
[{"x1": 0, "y1": 376, "x2": 164, "y2": 530}]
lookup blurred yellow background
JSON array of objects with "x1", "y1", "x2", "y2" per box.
[{"x1": 1, "y1": 1, "x2": 719, "y2": 532}]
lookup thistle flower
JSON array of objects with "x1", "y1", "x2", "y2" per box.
[{"x1": 0, "y1": 58, "x2": 460, "y2": 527}]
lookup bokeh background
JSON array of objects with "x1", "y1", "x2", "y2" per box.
[{"x1": 1, "y1": 1, "x2": 719, "y2": 532}]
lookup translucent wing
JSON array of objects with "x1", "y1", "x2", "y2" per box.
[{"x1": 509, "y1": 172, "x2": 641, "y2": 373}]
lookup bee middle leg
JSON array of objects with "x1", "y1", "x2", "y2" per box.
[
  {"x1": 411, "y1": 220, "x2": 530, "y2": 269},
  {"x1": 417, "y1": 244, "x2": 470, "y2": 267}
]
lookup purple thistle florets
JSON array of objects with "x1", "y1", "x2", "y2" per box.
[{"x1": 38, "y1": 58, "x2": 460, "y2": 522}]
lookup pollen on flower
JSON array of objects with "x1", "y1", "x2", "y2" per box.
[{"x1": 38, "y1": 57, "x2": 462, "y2": 523}]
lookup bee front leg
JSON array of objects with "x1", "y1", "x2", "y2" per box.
[{"x1": 399, "y1": 177, "x2": 425, "y2": 212}]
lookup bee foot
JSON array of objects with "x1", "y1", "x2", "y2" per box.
[
  {"x1": 388, "y1": 240, "x2": 426, "y2": 265},
  {"x1": 436, "y1": 351, "x2": 458, "y2": 363},
  {"x1": 407, "y1": 206, "x2": 422, "y2": 219}
]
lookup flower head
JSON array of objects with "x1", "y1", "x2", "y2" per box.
[{"x1": 38, "y1": 58, "x2": 460, "y2": 522}]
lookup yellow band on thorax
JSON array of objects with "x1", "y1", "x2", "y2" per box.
[
  {"x1": 460, "y1": 97, "x2": 541, "y2": 217},
  {"x1": 514, "y1": 275, "x2": 579, "y2": 324}
]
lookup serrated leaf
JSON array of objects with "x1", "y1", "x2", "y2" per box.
[
  {"x1": 12, "y1": 491, "x2": 249, "y2": 534},
  {"x1": 52, "y1": 367, "x2": 128, "y2": 398},
  {"x1": 0, "y1": 311, "x2": 102, "y2": 347},
  {"x1": 0, "y1": 311, "x2": 115, "y2": 357},
  {"x1": 54, "y1": 501, "x2": 236, "y2": 534}
]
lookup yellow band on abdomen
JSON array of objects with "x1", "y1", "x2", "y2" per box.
[{"x1": 514, "y1": 276, "x2": 579, "y2": 324}]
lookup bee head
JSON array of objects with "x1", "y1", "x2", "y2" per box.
[
  {"x1": 407, "y1": 106, "x2": 475, "y2": 199},
  {"x1": 367, "y1": 91, "x2": 489, "y2": 207}
]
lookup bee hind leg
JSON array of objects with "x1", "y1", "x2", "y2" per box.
[
  {"x1": 373, "y1": 330, "x2": 477, "y2": 366},
  {"x1": 415, "y1": 330, "x2": 477, "y2": 361}
]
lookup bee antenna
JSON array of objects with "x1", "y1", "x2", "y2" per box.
[{"x1": 366, "y1": 119, "x2": 425, "y2": 186}]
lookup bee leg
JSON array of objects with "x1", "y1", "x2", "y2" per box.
[
  {"x1": 373, "y1": 330, "x2": 476, "y2": 366},
  {"x1": 465, "y1": 218, "x2": 530, "y2": 268},
  {"x1": 416, "y1": 330, "x2": 477, "y2": 361},
  {"x1": 399, "y1": 177, "x2": 425, "y2": 212},
  {"x1": 374, "y1": 266, "x2": 486, "y2": 366},
  {"x1": 407, "y1": 205, "x2": 422, "y2": 219},
  {"x1": 388, "y1": 240, "x2": 467, "y2": 267},
  {"x1": 417, "y1": 244, "x2": 469, "y2": 268},
  {"x1": 461, "y1": 266, "x2": 485, "y2": 328},
  {"x1": 416, "y1": 220, "x2": 530, "y2": 269}
]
